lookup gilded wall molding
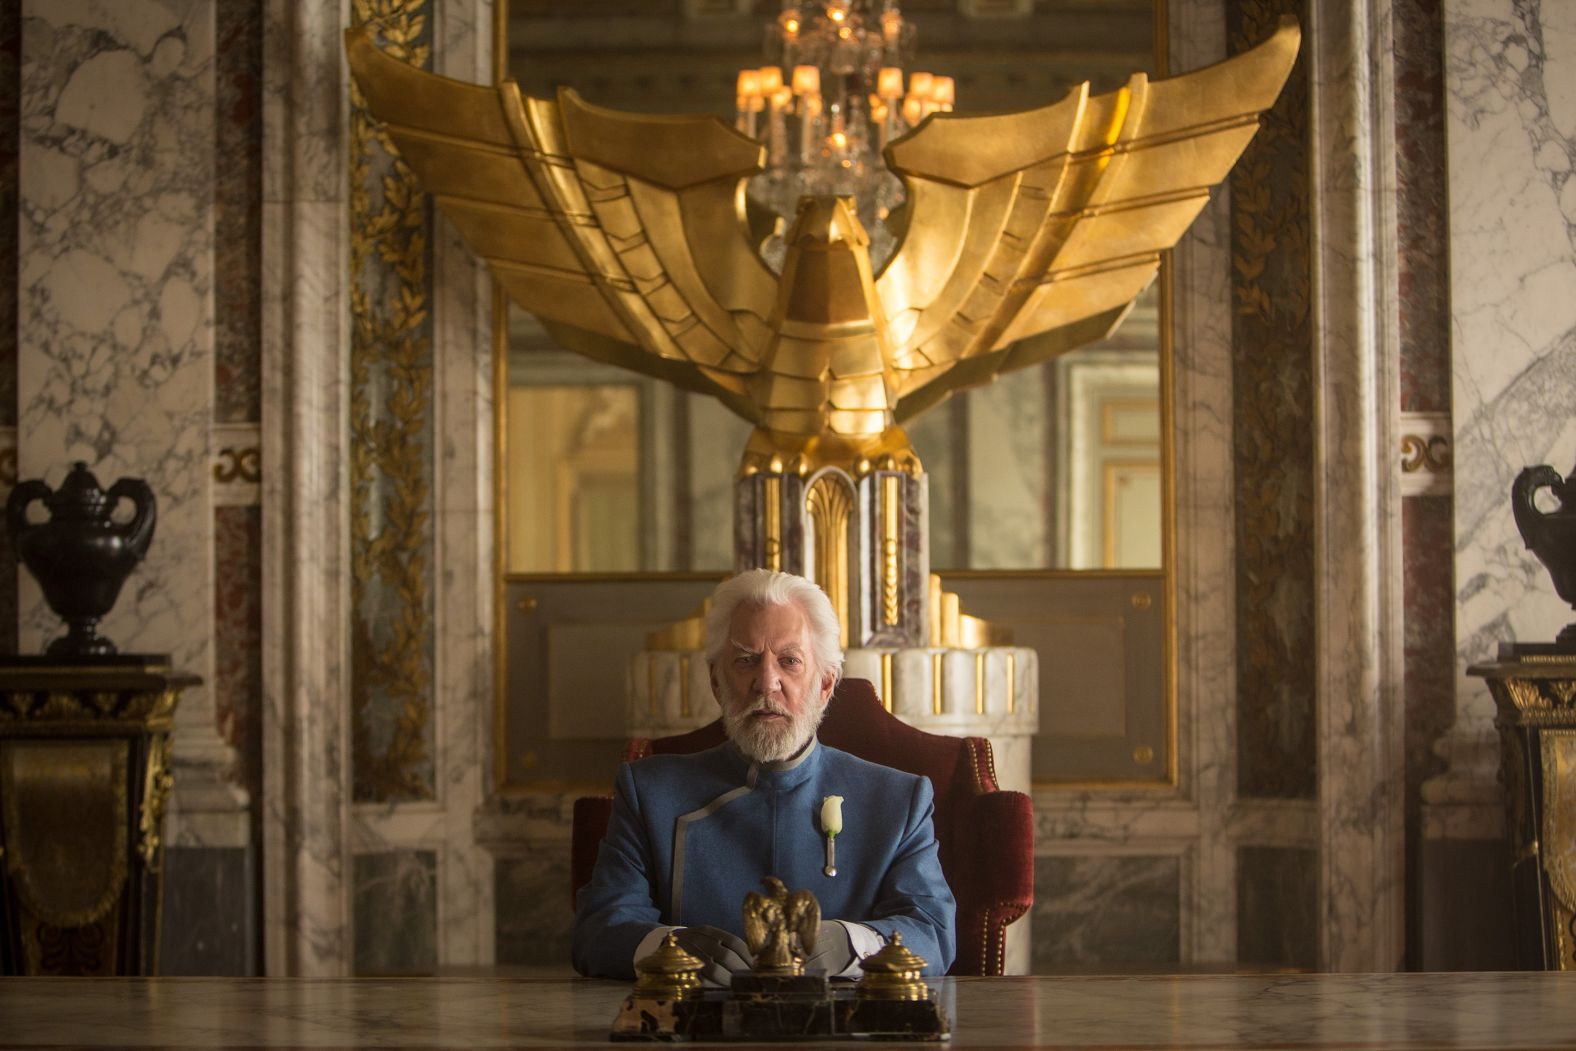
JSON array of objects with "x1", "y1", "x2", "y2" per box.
[
  {"x1": 0, "y1": 425, "x2": 15, "y2": 487},
  {"x1": 349, "y1": 0, "x2": 436, "y2": 802},
  {"x1": 1399, "y1": 410, "x2": 1451, "y2": 496},
  {"x1": 213, "y1": 422, "x2": 261, "y2": 506}
]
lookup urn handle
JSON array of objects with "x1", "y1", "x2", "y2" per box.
[
  {"x1": 5, "y1": 479, "x2": 52, "y2": 553},
  {"x1": 1513, "y1": 465, "x2": 1567, "y2": 551},
  {"x1": 106, "y1": 478, "x2": 157, "y2": 558}
]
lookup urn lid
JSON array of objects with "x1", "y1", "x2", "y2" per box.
[{"x1": 45, "y1": 462, "x2": 110, "y2": 520}]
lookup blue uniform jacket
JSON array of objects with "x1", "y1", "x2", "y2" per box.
[{"x1": 572, "y1": 737, "x2": 957, "y2": 979}]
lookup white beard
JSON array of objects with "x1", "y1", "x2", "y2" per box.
[{"x1": 720, "y1": 683, "x2": 826, "y2": 764}]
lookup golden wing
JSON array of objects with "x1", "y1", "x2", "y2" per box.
[
  {"x1": 787, "y1": 890, "x2": 821, "y2": 955},
  {"x1": 880, "y1": 16, "x2": 1302, "y2": 421},
  {"x1": 344, "y1": 27, "x2": 776, "y2": 422},
  {"x1": 742, "y1": 891, "x2": 771, "y2": 955}
]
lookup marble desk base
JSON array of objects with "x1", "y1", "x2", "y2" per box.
[{"x1": 2, "y1": 974, "x2": 1576, "y2": 1048}]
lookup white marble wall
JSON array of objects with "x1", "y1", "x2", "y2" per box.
[
  {"x1": 1441, "y1": 1, "x2": 1576, "y2": 833},
  {"x1": 18, "y1": 0, "x2": 246, "y2": 843}
]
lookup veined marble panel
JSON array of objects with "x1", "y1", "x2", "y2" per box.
[
  {"x1": 1236, "y1": 845, "x2": 1317, "y2": 969},
  {"x1": 0, "y1": 2, "x2": 16, "y2": 434},
  {"x1": 1436, "y1": 0, "x2": 1576, "y2": 866},
  {"x1": 1447, "y1": 0, "x2": 1576, "y2": 733},
  {"x1": 1032, "y1": 853, "x2": 1181, "y2": 972},
  {"x1": 215, "y1": 0, "x2": 262, "y2": 425},
  {"x1": 495, "y1": 853, "x2": 574, "y2": 967},
  {"x1": 352, "y1": 850, "x2": 438, "y2": 976},
  {"x1": 18, "y1": 0, "x2": 247, "y2": 847},
  {"x1": 1395, "y1": 0, "x2": 1451, "y2": 415},
  {"x1": 1228, "y1": 0, "x2": 1317, "y2": 803}
]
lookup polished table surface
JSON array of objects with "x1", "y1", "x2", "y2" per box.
[{"x1": 2, "y1": 973, "x2": 1575, "y2": 1049}]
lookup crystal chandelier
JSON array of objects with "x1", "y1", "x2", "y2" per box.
[{"x1": 734, "y1": 0, "x2": 953, "y2": 270}]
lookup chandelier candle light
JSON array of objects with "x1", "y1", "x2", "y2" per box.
[{"x1": 736, "y1": 0, "x2": 949, "y2": 268}]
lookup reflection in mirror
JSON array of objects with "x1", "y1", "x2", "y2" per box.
[
  {"x1": 502, "y1": 1, "x2": 1159, "y2": 573},
  {"x1": 505, "y1": 305, "x2": 749, "y2": 573}
]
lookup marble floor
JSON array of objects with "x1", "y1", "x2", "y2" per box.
[{"x1": 1, "y1": 973, "x2": 1574, "y2": 1048}]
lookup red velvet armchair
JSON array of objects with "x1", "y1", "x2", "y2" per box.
[{"x1": 570, "y1": 677, "x2": 1034, "y2": 975}]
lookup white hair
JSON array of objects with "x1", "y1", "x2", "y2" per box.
[{"x1": 703, "y1": 569, "x2": 844, "y2": 684}]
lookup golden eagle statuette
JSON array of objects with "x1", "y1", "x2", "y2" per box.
[
  {"x1": 345, "y1": 20, "x2": 1300, "y2": 474},
  {"x1": 743, "y1": 876, "x2": 822, "y2": 976}
]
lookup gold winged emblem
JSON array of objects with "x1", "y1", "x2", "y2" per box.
[
  {"x1": 743, "y1": 876, "x2": 822, "y2": 975},
  {"x1": 345, "y1": 20, "x2": 1300, "y2": 471}
]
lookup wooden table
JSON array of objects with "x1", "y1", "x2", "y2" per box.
[{"x1": 2, "y1": 973, "x2": 1576, "y2": 1048}]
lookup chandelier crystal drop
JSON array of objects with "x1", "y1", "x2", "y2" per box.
[{"x1": 735, "y1": 0, "x2": 953, "y2": 271}]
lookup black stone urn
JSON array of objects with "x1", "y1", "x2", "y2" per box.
[
  {"x1": 5, "y1": 462, "x2": 156, "y2": 657},
  {"x1": 1513, "y1": 463, "x2": 1576, "y2": 651}
]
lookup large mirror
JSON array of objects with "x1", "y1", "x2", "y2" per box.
[
  {"x1": 498, "y1": 0, "x2": 1169, "y2": 790},
  {"x1": 500, "y1": 0, "x2": 1161, "y2": 575}
]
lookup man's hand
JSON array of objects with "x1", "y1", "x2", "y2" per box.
[
  {"x1": 805, "y1": 921, "x2": 856, "y2": 976},
  {"x1": 672, "y1": 925, "x2": 753, "y2": 987}
]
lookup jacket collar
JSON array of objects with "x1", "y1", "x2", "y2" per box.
[{"x1": 725, "y1": 735, "x2": 821, "y2": 790}]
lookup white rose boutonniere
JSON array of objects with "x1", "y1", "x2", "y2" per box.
[{"x1": 820, "y1": 795, "x2": 844, "y2": 877}]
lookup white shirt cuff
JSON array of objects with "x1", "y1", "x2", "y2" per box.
[
  {"x1": 834, "y1": 920, "x2": 884, "y2": 978},
  {"x1": 633, "y1": 925, "x2": 684, "y2": 971}
]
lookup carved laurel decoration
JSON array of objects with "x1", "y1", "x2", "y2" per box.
[
  {"x1": 1502, "y1": 678, "x2": 1576, "y2": 713},
  {"x1": 348, "y1": 0, "x2": 436, "y2": 801}
]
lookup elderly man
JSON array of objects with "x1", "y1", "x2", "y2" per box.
[{"x1": 572, "y1": 569, "x2": 956, "y2": 983}]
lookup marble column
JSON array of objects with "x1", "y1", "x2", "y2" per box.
[
  {"x1": 260, "y1": 0, "x2": 352, "y2": 975},
  {"x1": 17, "y1": 0, "x2": 247, "y2": 843},
  {"x1": 1170, "y1": 0, "x2": 1239, "y2": 968},
  {"x1": 1307, "y1": 0, "x2": 1407, "y2": 972}
]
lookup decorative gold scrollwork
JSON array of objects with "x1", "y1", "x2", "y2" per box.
[
  {"x1": 1502, "y1": 678, "x2": 1576, "y2": 713},
  {"x1": 138, "y1": 736, "x2": 175, "y2": 871},
  {"x1": 806, "y1": 474, "x2": 854, "y2": 646},
  {"x1": 212, "y1": 446, "x2": 262, "y2": 484},
  {"x1": 1400, "y1": 433, "x2": 1452, "y2": 473},
  {"x1": 39, "y1": 693, "x2": 84, "y2": 719},
  {"x1": 880, "y1": 475, "x2": 901, "y2": 629},
  {"x1": 762, "y1": 476, "x2": 783, "y2": 571},
  {"x1": 1504, "y1": 678, "x2": 1539, "y2": 711}
]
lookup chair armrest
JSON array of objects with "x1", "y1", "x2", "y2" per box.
[
  {"x1": 570, "y1": 795, "x2": 614, "y2": 909},
  {"x1": 962, "y1": 789, "x2": 1034, "y2": 915}
]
